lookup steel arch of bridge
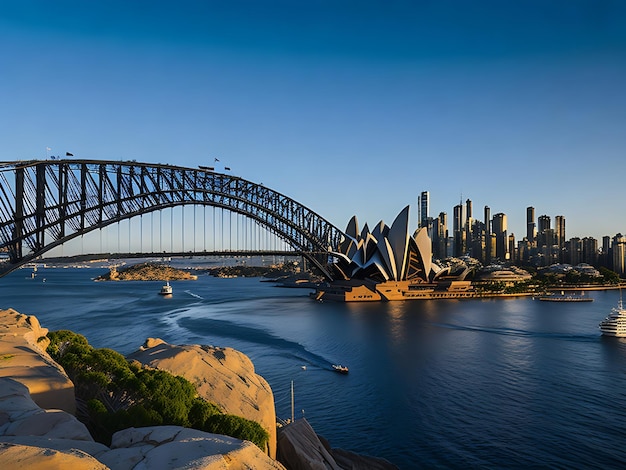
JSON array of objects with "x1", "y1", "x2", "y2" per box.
[{"x1": 0, "y1": 159, "x2": 345, "y2": 279}]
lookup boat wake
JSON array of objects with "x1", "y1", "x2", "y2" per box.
[
  {"x1": 436, "y1": 322, "x2": 598, "y2": 342},
  {"x1": 184, "y1": 290, "x2": 204, "y2": 300},
  {"x1": 177, "y1": 316, "x2": 334, "y2": 368}
]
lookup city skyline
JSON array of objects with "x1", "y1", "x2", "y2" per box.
[
  {"x1": 420, "y1": 192, "x2": 624, "y2": 248},
  {"x1": 2, "y1": 1, "x2": 625, "y2": 242}
]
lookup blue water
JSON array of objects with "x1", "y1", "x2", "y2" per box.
[{"x1": 2, "y1": 266, "x2": 626, "y2": 469}]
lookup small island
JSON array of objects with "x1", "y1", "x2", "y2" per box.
[{"x1": 94, "y1": 262, "x2": 198, "y2": 281}]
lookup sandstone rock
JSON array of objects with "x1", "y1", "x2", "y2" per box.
[
  {"x1": 277, "y1": 419, "x2": 399, "y2": 470},
  {"x1": 128, "y1": 339, "x2": 277, "y2": 458},
  {"x1": 0, "y1": 442, "x2": 108, "y2": 470},
  {"x1": 277, "y1": 418, "x2": 340, "y2": 470},
  {"x1": 0, "y1": 378, "x2": 92, "y2": 441},
  {"x1": 100, "y1": 425, "x2": 286, "y2": 470},
  {"x1": 0, "y1": 378, "x2": 109, "y2": 468},
  {"x1": 0, "y1": 309, "x2": 75, "y2": 414}
]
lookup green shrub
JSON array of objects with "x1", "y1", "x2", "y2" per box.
[
  {"x1": 206, "y1": 414, "x2": 269, "y2": 449},
  {"x1": 47, "y1": 330, "x2": 269, "y2": 450}
]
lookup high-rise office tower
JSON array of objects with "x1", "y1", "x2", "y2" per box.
[
  {"x1": 526, "y1": 206, "x2": 536, "y2": 245},
  {"x1": 602, "y1": 236, "x2": 612, "y2": 268},
  {"x1": 554, "y1": 215, "x2": 566, "y2": 262},
  {"x1": 555, "y1": 215, "x2": 565, "y2": 247},
  {"x1": 492, "y1": 212, "x2": 508, "y2": 260},
  {"x1": 508, "y1": 233, "x2": 516, "y2": 262},
  {"x1": 418, "y1": 191, "x2": 429, "y2": 229},
  {"x1": 582, "y1": 237, "x2": 598, "y2": 266},
  {"x1": 484, "y1": 206, "x2": 491, "y2": 263},
  {"x1": 538, "y1": 215, "x2": 551, "y2": 250},
  {"x1": 465, "y1": 199, "x2": 473, "y2": 255},
  {"x1": 612, "y1": 235, "x2": 626, "y2": 275},
  {"x1": 569, "y1": 237, "x2": 582, "y2": 265},
  {"x1": 433, "y1": 212, "x2": 448, "y2": 259},
  {"x1": 453, "y1": 203, "x2": 465, "y2": 256}
]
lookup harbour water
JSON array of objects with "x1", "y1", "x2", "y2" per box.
[{"x1": 2, "y1": 265, "x2": 626, "y2": 469}]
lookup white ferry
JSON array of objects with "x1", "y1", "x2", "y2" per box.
[
  {"x1": 159, "y1": 281, "x2": 173, "y2": 296},
  {"x1": 599, "y1": 296, "x2": 626, "y2": 337}
]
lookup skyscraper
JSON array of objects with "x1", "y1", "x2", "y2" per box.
[
  {"x1": 555, "y1": 215, "x2": 566, "y2": 262},
  {"x1": 526, "y1": 206, "x2": 535, "y2": 245},
  {"x1": 433, "y1": 211, "x2": 448, "y2": 259},
  {"x1": 453, "y1": 203, "x2": 465, "y2": 256},
  {"x1": 538, "y1": 215, "x2": 550, "y2": 233},
  {"x1": 613, "y1": 234, "x2": 626, "y2": 275},
  {"x1": 538, "y1": 215, "x2": 551, "y2": 251},
  {"x1": 492, "y1": 212, "x2": 508, "y2": 260},
  {"x1": 555, "y1": 215, "x2": 565, "y2": 247},
  {"x1": 465, "y1": 199, "x2": 473, "y2": 256},
  {"x1": 418, "y1": 191, "x2": 429, "y2": 229},
  {"x1": 484, "y1": 206, "x2": 491, "y2": 263}
]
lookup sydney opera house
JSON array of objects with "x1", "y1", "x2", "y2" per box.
[{"x1": 314, "y1": 206, "x2": 479, "y2": 301}]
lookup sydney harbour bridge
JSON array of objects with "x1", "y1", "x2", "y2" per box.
[{"x1": 0, "y1": 159, "x2": 346, "y2": 279}]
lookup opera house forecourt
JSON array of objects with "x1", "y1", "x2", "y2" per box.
[{"x1": 314, "y1": 206, "x2": 533, "y2": 302}]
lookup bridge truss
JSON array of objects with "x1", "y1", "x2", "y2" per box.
[{"x1": 0, "y1": 159, "x2": 345, "y2": 278}]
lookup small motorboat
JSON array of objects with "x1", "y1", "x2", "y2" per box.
[
  {"x1": 332, "y1": 364, "x2": 349, "y2": 374},
  {"x1": 159, "y1": 281, "x2": 173, "y2": 296}
]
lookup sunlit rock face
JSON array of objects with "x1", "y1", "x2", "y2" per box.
[
  {"x1": 332, "y1": 206, "x2": 436, "y2": 283},
  {"x1": 127, "y1": 339, "x2": 278, "y2": 459}
]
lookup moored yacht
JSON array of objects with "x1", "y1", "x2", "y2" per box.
[{"x1": 599, "y1": 296, "x2": 626, "y2": 337}]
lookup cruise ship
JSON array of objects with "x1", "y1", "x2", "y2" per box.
[{"x1": 599, "y1": 296, "x2": 626, "y2": 337}]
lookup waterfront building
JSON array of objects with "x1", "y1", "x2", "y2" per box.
[
  {"x1": 474, "y1": 264, "x2": 532, "y2": 285},
  {"x1": 319, "y1": 206, "x2": 504, "y2": 302},
  {"x1": 331, "y1": 206, "x2": 435, "y2": 283}
]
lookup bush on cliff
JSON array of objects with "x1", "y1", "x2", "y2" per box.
[{"x1": 47, "y1": 330, "x2": 269, "y2": 449}]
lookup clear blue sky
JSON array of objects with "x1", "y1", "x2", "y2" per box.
[{"x1": 2, "y1": 1, "x2": 625, "y2": 243}]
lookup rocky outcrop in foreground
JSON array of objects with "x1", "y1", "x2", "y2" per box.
[
  {"x1": 0, "y1": 377, "x2": 284, "y2": 469},
  {"x1": 0, "y1": 309, "x2": 75, "y2": 414},
  {"x1": 127, "y1": 338, "x2": 278, "y2": 459},
  {"x1": 277, "y1": 418, "x2": 397, "y2": 470},
  {"x1": 0, "y1": 309, "x2": 282, "y2": 469}
]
